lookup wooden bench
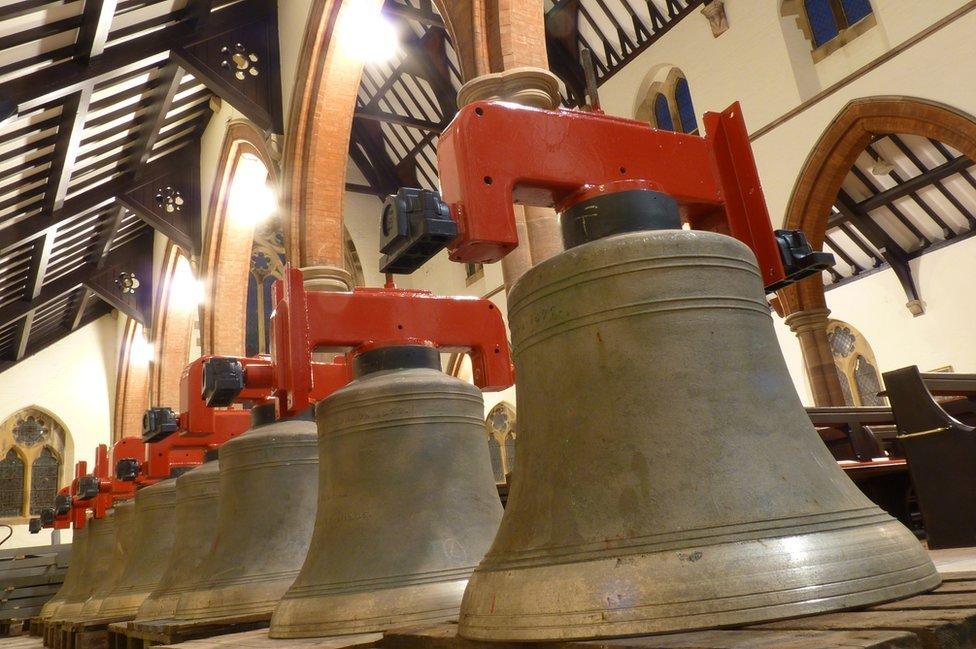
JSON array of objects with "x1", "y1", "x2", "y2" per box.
[{"x1": 884, "y1": 366, "x2": 976, "y2": 549}]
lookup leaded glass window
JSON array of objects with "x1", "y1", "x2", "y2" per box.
[
  {"x1": 653, "y1": 94, "x2": 673, "y2": 131},
  {"x1": 675, "y1": 78, "x2": 697, "y2": 134},
  {"x1": 854, "y1": 355, "x2": 884, "y2": 407},
  {"x1": 487, "y1": 435, "x2": 504, "y2": 483},
  {"x1": 0, "y1": 450, "x2": 25, "y2": 517},
  {"x1": 30, "y1": 448, "x2": 59, "y2": 515},
  {"x1": 503, "y1": 432, "x2": 516, "y2": 476}
]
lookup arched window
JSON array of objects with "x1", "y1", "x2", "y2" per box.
[
  {"x1": 0, "y1": 450, "x2": 25, "y2": 518},
  {"x1": 653, "y1": 94, "x2": 673, "y2": 131},
  {"x1": 674, "y1": 78, "x2": 697, "y2": 134},
  {"x1": 803, "y1": 0, "x2": 873, "y2": 47},
  {"x1": 827, "y1": 320, "x2": 885, "y2": 406},
  {"x1": 0, "y1": 407, "x2": 69, "y2": 522},
  {"x1": 30, "y1": 447, "x2": 60, "y2": 515}
]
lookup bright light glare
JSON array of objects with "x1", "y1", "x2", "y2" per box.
[
  {"x1": 171, "y1": 256, "x2": 205, "y2": 313},
  {"x1": 339, "y1": 3, "x2": 398, "y2": 63},
  {"x1": 228, "y1": 154, "x2": 276, "y2": 228},
  {"x1": 130, "y1": 332, "x2": 154, "y2": 366}
]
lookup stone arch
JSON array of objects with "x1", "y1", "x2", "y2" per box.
[
  {"x1": 200, "y1": 120, "x2": 277, "y2": 356},
  {"x1": 634, "y1": 65, "x2": 688, "y2": 130},
  {"x1": 282, "y1": 0, "x2": 547, "y2": 277},
  {"x1": 777, "y1": 96, "x2": 976, "y2": 404}
]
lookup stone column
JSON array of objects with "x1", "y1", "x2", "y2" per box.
[
  {"x1": 456, "y1": 67, "x2": 563, "y2": 290},
  {"x1": 300, "y1": 265, "x2": 354, "y2": 293},
  {"x1": 784, "y1": 307, "x2": 847, "y2": 406},
  {"x1": 524, "y1": 206, "x2": 563, "y2": 266}
]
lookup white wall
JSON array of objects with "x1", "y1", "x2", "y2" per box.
[{"x1": 1, "y1": 316, "x2": 118, "y2": 549}]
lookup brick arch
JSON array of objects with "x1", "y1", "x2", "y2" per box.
[
  {"x1": 200, "y1": 120, "x2": 277, "y2": 356},
  {"x1": 776, "y1": 96, "x2": 976, "y2": 405},
  {"x1": 150, "y1": 242, "x2": 196, "y2": 408},
  {"x1": 282, "y1": 0, "x2": 547, "y2": 270},
  {"x1": 779, "y1": 96, "x2": 976, "y2": 316}
]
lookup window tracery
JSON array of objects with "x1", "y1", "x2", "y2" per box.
[{"x1": 0, "y1": 407, "x2": 68, "y2": 522}]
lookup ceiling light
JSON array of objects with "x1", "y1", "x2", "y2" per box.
[
  {"x1": 339, "y1": 3, "x2": 398, "y2": 63},
  {"x1": 228, "y1": 154, "x2": 276, "y2": 228}
]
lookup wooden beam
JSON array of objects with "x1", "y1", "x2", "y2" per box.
[
  {"x1": 44, "y1": 86, "x2": 94, "y2": 213},
  {"x1": 70, "y1": 288, "x2": 93, "y2": 331},
  {"x1": 24, "y1": 233, "x2": 55, "y2": 301},
  {"x1": 0, "y1": 0, "x2": 260, "y2": 112},
  {"x1": 858, "y1": 154, "x2": 973, "y2": 211},
  {"x1": 75, "y1": 0, "x2": 119, "y2": 60},
  {"x1": 354, "y1": 108, "x2": 443, "y2": 133},
  {"x1": 13, "y1": 310, "x2": 35, "y2": 361},
  {"x1": 95, "y1": 205, "x2": 127, "y2": 267},
  {"x1": 132, "y1": 63, "x2": 185, "y2": 168},
  {"x1": 0, "y1": 265, "x2": 95, "y2": 329},
  {"x1": 345, "y1": 182, "x2": 385, "y2": 197},
  {"x1": 383, "y1": 0, "x2": 445, "y2": 28},
  {"x1": 836, "y1": 190, "x2": 921, "y2": 304}
]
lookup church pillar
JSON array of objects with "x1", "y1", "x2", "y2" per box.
[
  {"x1": 456, "y1": 68, "x2": 562, "y2": 290},
  {"x1": 784, "y1": 307, "x2": 846, "y2": 406}
]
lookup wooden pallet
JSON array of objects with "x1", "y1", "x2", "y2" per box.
[
  {"x1": 107, "y1": 614, "x2": 273, "y2": 649},
  {"x1": 0, "y1": 620, "x2": 28, "y2": 637},
  {"x1": 46, "y1": 617, "x2": 133, "y2": 649},
  {"x1": 157, "y1": 629, "x2": 381, "y2": 649}
]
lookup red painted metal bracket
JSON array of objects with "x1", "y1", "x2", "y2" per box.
[
  {"x1": 437, "y1": 101, "x2": 786, "y2": 288},
  {"x1": 271, "y1": 266, "x2": 514, "y2": 418}
]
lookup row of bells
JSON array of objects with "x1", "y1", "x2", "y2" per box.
[{"x1": 39, "y1": 227, "x2": 940, "y2": 641}]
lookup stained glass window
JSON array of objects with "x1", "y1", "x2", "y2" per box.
[
  {"x1": 653, "y1": 94, "x2": 673, "y2": 131},
  {"x1": 30, "y1": 448, "x2": 59, "y2": 515},
  {"x1": 805, "y1": 0, "x2": 840, "y2": 46},
  {"x1": 487, "y1": 435, "x2": 504, "y2": 483},
  {"x1": 504, "y1": 432, "x2": 516, "y2": 476},
  {"x1": 0, "y1": 450, "x2": 25, "y2": 517},
  {"x1": 675, "y1": 78, "x2": 697, "y2": 134},
  {"x1": 13, "y1": 416, "x2": 46, "y2": 446},
  {"x1": 841, "y1": 0, "x2": 873, "y2": 25}
]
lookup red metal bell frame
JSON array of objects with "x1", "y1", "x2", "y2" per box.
[
  {"x1": 436, "y1": 101, "x2": 785, "y2": 289},
  {"x1": 270, "y1": 266, "x2": 513, "y2": 417}
]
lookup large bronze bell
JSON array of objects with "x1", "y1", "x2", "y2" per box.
[
  {"x1": 135, "y1": 459, "x2": 219, "y2": 621},
  {"x1": 457, "y1": 194, "x2": 939, "y2": 641},
  {"x1": 76, "y1": 501, "x2": 136, "y2": 620},
  {"x1": 39, "y1": 525, "x2": 90, "y2": 621},
  {"x1": 95, "y1": 478, "x2": 177, "y2": 620},
  {"x1": 173, "y1": 406, "x2": 318, "y2": 623},
  {"x1": 270, "y1": 345, "x2": 503, "y2": 638}
]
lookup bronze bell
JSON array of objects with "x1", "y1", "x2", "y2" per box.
[
  {"x1": 173, "y1": 405, "x2": 319, "y2": 623},
  {"x1": 51, "y1": 507, "x2": 125, "y2": 622},
  {"x1": 270, "y1": 345, "x2": 503, "y2": 638},
  {"x1": 135, "y1": 459, "x2": 220, "y2": 621},
  {"x1": 95, "y1": 478, "x2": 177, "y2": 620},
  {"x1": 457, "y1": 192, "x2": 939, "y2": 641},
  {"x1": 76, "y1": 501, "x2": 135, "y2": 621},
  {"x1": 39, "y1": 524, "x2": 90, "y2": 621}
]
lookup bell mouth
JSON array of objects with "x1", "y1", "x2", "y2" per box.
[
  {"x1": 560, "y1": 189, "x2": 681, "y2": 248},
  {"x1": 352, "y1": 344, "x2": 440, "y2": 378}
]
